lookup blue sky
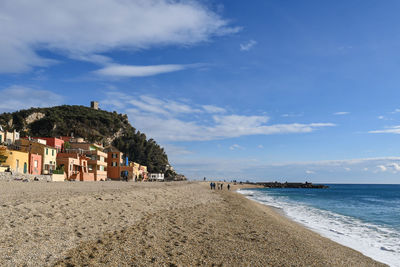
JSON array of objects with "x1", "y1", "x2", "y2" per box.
[{"x1": 1, "y1": 0, "x2": 400, "y2": 183}]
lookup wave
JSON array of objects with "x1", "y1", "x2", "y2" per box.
[{"x1": 238, "y1": 189, "x2": 400, "y2": 267}]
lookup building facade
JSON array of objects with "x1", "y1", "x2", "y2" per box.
[
  {"x1": 29, "y1": 153, "x2": 42, "y2": 175},
  {"x1": 0, "y1": 147, "x2": 29, "y2": 174},
  {"x1": 149, "y1": 173, "x2": 164, "y2": 181},
  {"x1": 56, "y1": 153, "x2": 94, "y2": 181},
  {"x1": 36, "y1": 137, "x2": 64, "y2": 152},
  {"x1": 0, "y1": 126, "x2": 4, "y2": 144},
  {"x1": 17, "y1": 138, "x2": 57, "y2": 174},
  {"x1": 68, "y1": 142, "x2": 108, "y2": 181},
  {"x1": 106, "y1": 148, "x2": 124, "y2": 180}
]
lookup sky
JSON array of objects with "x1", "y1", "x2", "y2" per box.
[{"x1": 1, "y1": 0, "x2": 400, "y2": 183}]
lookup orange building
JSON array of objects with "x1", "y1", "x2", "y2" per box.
[
  {"x1": 56, "y1": 153, "x2": 94, "y2": 181},
  {"x1": 105, "y1": 147, "x2": 124, "y2": 180},
  {"x1": 104, "y1": 146, "x2": 146, "y2": 181},
  {"x1": 67, "y1": 142, "x2": 108, "y2": 181}
]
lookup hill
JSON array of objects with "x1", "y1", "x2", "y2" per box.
[{"x1": 0, "y1": 105, "x2": 169, "y2": 173}]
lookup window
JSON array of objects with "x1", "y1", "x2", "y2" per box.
[
  {"x1": 46, "y1": 148, "x2": 48, "y2": 155},
  {"x1": 52, "y1": 149, "x2": 54, "y2": 156},
  {"x1": 34, "y1": 160, "x2": 38, "y2": 168}
]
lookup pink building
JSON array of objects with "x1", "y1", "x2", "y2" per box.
[{"x1": 29, "y1": 153, "x2": 42, "y2": 175}]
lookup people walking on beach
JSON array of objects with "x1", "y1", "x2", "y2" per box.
[
  {"x1": 210, "y1": 182, "x2": 213, "y2": 190},
  {"x1": 220, "y1": 183, "x2": 223, "y2": 190},
  {"x1": 227, "y1": 184, "x2": 230, "y2": 190}
]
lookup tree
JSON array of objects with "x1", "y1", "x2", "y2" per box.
[{"x1": 0, "y1": 148, "x2": 8, "y2": 165}]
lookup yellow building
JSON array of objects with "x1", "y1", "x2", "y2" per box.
[
  {"x1": 130, "y1": 162, "x2": 141, "y2": 179},
  {"x1": 0, "y1": 146, "x2": 29, "y2": 174},
  {"x1": 17, "y1": 139, "x2": 57, "y2": 174}
]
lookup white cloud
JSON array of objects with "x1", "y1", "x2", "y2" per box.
[
  {"x1": 334, "y1": 111, "x2": 350, "y2": 115},
  {"x1": 387, "y1": 163, "x2": 400, "y2": 172},
  {"x1": 378, "y1": 116, "x2": 385, "y2": 120},
  {"x1": 0, "y1": 0, "x2": 240, "y2": 73},
  {"x1": 229, "y1": 144, "x2": 244, "y2": 150},
  {"x1": 258, "y1": 144, "x2": 264, "y2": 149},
  {"x1": 0, "y1": 85, "x2": 63, "y2": 112},
  {"x1": 305, "y1": 170, "x2": 315, "y2": 174},
  {"x1": 161, "y1": 144, "x2": 192, "y2": 156},
  {"x1": 377, "y1": 165, "x2": 387, "y2": 172},
  {"x1": 94, "y1": 64, "x2": 188, "y2": 77},
  {"x1": 369, "y1": 126, "x2": 400, "y2": 134},
  {"x1": 202, "y1": 105, "x2": 226, "y2": 114},
  {"x1": 240, "y1": 40, "x2": 257, "y2": 51},
  {"x1": 101, "y1": 91, "x2": 335, "y2": 142}
]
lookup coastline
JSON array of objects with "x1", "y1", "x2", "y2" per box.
[
  {"x1": 0, "y1": 181, "x2": 386, "y2": 266},
  {"x1": 237, "y1": 185, "x2": 397, "y2": 267}
]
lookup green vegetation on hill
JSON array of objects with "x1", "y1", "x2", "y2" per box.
[{"x1": 0, "y1": 105, "x2": 169, "y2": 172}]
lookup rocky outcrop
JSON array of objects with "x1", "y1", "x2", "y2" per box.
[{"x1": 25, "y1": 112, "x2": 45, "y2": 124}]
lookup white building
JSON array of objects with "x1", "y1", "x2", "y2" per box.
[{"x1": 149, "y1": 173, "x2": 164, "y2": 181}]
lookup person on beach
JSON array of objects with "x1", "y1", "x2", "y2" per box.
[
  {"x1": 227, "y1": 184, "x2": 230, "y2": 190},
  {"x1": 210, "y1": 182, "x2": 213, "y2": 190},
  {"x1": 221, "y1": 183, "x2": 223, "y2": 190}
]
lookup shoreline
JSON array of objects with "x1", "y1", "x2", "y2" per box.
[
  {"x1": 236, "y1": 186, "x2": 393, "y2": 267},
  {"x1": 0, "y1": 181, "x2": 386, "y2": 266}
]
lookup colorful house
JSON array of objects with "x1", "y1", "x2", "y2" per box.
[
  {"x1": 68, "y1": 142, "x2": 108, "y2": 181},
  {"x1": 56, "y1": 153, "x2": 94, "y2": 181},
  {"x1": 104, "y1": 146, "x2": 148, "y2": 181},
  {"x1": 29, "y1": 153, "x2": 42, "y2": 175},
  {"x1": 140, "y1": 165, "x2": 148, "y2": 180},
  {"x1": 17, "y1": 138, "x2": 57, "y2": 174},
  {"x1": 105, "y1": 147, "x2": 124, "y2": 180},
  {"x1": 36, "y1": 137, "x2": 64, "y2": 152},
  {"x1": 0, "y1": 129, "x2": 20, "y2": 145},
  {"x1": 0, "y1": 146, "x2": 29, "y2": 174}
]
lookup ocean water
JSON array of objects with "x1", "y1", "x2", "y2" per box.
[{"x1": 238, "y1": 184, "x2": 400, "y2": 267}]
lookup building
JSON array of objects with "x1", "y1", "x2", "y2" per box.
[
  {"x1": 140, "y1": 165, "x2": 148, "y2": 180},
  {"x1": 0, "y1": 128, "x2": 20, "y2": 145},
  {"x1": 68, "y1": 142, "x2": 108, "y2": 181},
  {"x1": 0, "y1": 126, "x2": 4, "y2": 143},
  {"x1": 104, "y1": 146, "x2": 149, "y2": 181},
  {"x1": 105, "y1": 146, "x2": 124, "y2": 180},
  {"x1": 36, "y1": 137, "x2": 64, "y2": 152},
  {"x1": 56, "y1": 153, "x2": 94, "y2": 181},
  {"x1": 17, "y1": 138, "x2": 57, "y2": 174},
  {"x1": 149, "y1": 173, "x2": 164, "y2": 181},
  {"x1": 0, "y1": 146, "x2": 29, "y2": 174},
  {"x1": 91, "y1": 101, "x2": 99, "y2": 110},
  {"x1": 29, "y1": 153, "x2": 42, "y2": 175}
]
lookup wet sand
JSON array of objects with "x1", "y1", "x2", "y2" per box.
[{"x1": 0, "y1": 181, "x2": 386, "y2": 266}]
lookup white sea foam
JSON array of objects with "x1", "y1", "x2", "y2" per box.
[{"x1": 238, "y1": 189, "x2": 400, "y2": 267}]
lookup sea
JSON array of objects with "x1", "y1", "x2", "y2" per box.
[{"x1": 238, "y1": 184, "x2": 400, "y2": 267}]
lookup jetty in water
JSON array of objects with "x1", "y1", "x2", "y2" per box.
[{"x1": 252, "y1": 182, "x2": 328, "y2": 189}]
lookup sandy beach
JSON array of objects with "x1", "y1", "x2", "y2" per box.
[{"x1": 0, "y1": 181, "x2": 386, "y2": 266}]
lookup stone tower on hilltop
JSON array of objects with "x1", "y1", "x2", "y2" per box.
[{"x1": 90, "y1": 101, "x2": 99, "y2": 110}]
